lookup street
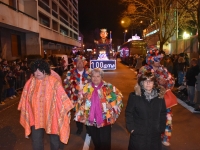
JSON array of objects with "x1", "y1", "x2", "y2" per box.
[{"x1": 0, "y1": 60, "x2": 200, "y2": 150}]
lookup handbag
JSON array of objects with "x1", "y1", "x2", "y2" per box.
[{"x1": 164, "y1": 89, "x2": 178, "y2": 108}]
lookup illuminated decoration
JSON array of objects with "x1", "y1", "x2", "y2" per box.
[
  {"x1": 144, "y1": 29, "x2": 159, "y2": 37},
  {"x1": 100, "y1": 28, "x2": 107, "y2": 32},
  {"x1": 90, "y1": 60, "x2": 116, "y2": 70},
  {"x1": 120, "y1": 47, "x2": 129, "y2": 58},
  {"x1": 97, "y1": 51, "x2": 109, "y2": 60},
  {"x1": 128, "y1": 34, "x2": 142, "y2": 42}
]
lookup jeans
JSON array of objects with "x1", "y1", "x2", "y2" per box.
[
  {"x1": 31, "y1": 126, "x2": 64, "y2": 150},
  {"x1": 7, "y1": 87, "x2": 15, "y2": 97},
  {"x1": 187, "y1": 86, "x2": 195, "y2": 104}
]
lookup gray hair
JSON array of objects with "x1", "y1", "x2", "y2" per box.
[{"x1": 91, "y1": 68, "x2": 104, "y2": 77}]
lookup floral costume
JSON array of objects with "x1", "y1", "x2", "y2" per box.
[
  {"x1": 63, "y1": 67, "x2": 91, "y2": 105},
  {"x1": 74, "y1": 81, "x2": 123, "y2": 127}
]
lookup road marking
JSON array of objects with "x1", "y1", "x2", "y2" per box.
[
  {"x1": 82, "y1": 133, "x2": 91, "y2": 150},
  {"x1": 177, "y1": 99, "x2": 200, "y2": 113}
]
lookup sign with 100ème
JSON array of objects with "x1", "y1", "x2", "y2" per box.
[{"x1": 90, "y1": 60, "x2": 116, "y2": 70}]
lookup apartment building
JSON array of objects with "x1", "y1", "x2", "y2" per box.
[{"x1": 0, "y1": 0, "x2": 80, "y2": 60}]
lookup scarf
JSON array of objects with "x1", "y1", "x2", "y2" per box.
[
  {"x1": 89, "y1": 82, "x2": 103, "y2": 126},
  {"x1": 143, "y1": 89, "x2": 158, "y2": 101},
  {"x1": 140, "y1": 81, "x2": 158, "y2": 101}
]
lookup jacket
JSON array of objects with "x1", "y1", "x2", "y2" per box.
[
  {"x1": 125, "y1": 85, "x2": 166, "y2": 150},
  {"x1": 74, "y1": 81, "x2": 123, "y2": 128}
]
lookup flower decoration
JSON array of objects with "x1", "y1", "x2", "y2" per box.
[
  {"x1": 73, "y1": 55, "x2": 87, "y2": 67},
  {"x1": 146, "y1": 46, "x2": 164, "y2": 64}
]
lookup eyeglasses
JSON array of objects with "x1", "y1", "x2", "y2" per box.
[{"x1": 144, "y1": 80, "x2": 154, "y2": 84}]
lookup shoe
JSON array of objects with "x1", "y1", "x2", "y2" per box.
[
  {"x1": 76, "y1": 129, "x2": 82, "y2": 135},
  {"x1": 13, "y1": 95, "x2": 16, "y2": 98},
  {"x1": 10, "y1": 96, "x2": 13, "y2": 99},
  {"x1": 0, "y1": 102, "x2": 5, "y2": 105},
  {"x1": 162, "y1": 141, "x2": 170, "y2": 146},
  {"x1": 194, "y1": 108, "x2": 200, "y2": 111}
]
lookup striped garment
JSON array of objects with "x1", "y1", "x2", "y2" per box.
[{"x1": 18, "y1": 75, "x2": 73, "y2": 144}]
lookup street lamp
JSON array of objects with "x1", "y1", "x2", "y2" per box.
[
  {"x1": 183, "y1": 31, "x2": 190, "y2": 39},
  {"x1": 183, "y1": 31, "x2": 190, "y2": 52},
  {"x1": 124, "y1": 30, "x2": 128, "y2": 42},
  {"x1": 124, "y1": 30, "x2": 128, "y2": 43}
]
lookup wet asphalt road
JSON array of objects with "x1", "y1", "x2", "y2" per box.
[{"x1": 0, "y1": 59, "x2": 200, "y2": 150}]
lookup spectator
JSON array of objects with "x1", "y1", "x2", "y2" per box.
[
  {"x1": 194, "y1": 72, "x2": 200, "y2": 111},
  {"x1": 74, "y1": 68, "x2": 123, "y2": 150},
  {"x1": 172, "y1": 54, "x2": 179, "y2": 86},
  {"x1": 177, "y1": 56, "x2": 186, "y2": 86},
  {"x1": 185, "y1": 58, "x2": 200, "y2": 106},
  {"x1": 198, "y1": 54, "x2": 200, "y2": 69},
  {"x1": 135, "y1": 55, "x2": 144, "y2": 74},
  {"x1": 6, "y1": 71, "x2": 16, "y2": 99},
  {"x1": 165, "y1": 57, "x2": 173, "y2": 74},
  {"x1": 0, "y1": 65, "x2": 5, "y2": 105},
  {"x1": 126, "y1": 71, "x2": 166, "y2": 150},
  {"x1": 18, "y1": 59, "x2": 73, "y2": 150},
  {"x1": 1, "y1": 62, "x2": 9, "y2": 102},
  {"x1": 13, "y1": 64, "x2": 21, "y2": 90}
]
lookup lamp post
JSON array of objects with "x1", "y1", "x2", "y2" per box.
[
  {"x1": 183, "y1": 31, "x2": 190, "y2": 52},
  {"x1": 124, "y1": 30, "x2": 127, "y2": 43}
]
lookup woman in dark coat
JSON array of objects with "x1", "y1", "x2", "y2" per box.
[{"x1": 125, "y1": 71, "x2": 166, "y2": 150}]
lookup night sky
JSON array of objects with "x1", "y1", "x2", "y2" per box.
[{"x1": 78, "y1": 0, "x2": 126, "y2": 46}]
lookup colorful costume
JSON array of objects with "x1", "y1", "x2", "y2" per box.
[
  {"x1": 74, "y1": 81, "x2": 123, "y2": 127},
  {"x1": 18, "y1": 75, "x2": 74, "y2": 144},
  {"x1": 63, "y1": 67, "x2": 91, "y2": 104}
]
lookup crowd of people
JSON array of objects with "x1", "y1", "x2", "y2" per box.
[
  {"x1": 0, "y1": 58, "x2": 31, "y2": 105},
  {"x1": 130, "y1": 51, "x2": 200, "y2": 111},
  {"x1": 1, "y1": 46, "x2": 200, "y2": 149}
]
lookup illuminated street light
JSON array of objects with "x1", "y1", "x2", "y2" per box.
[
  {"x1": 183, "y1": 31, "x2": 190, "y2": 39},
  {"x1": 124, "y1": 30, "x2": 128, "y2": 43}
]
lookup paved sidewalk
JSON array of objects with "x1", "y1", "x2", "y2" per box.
[{"x1": 0, "y1": 91, "x2": 21, "y2": 112}]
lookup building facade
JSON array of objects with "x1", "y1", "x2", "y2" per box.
[
  {"x1": 0, "y1": 0, "x2": 80, "y2": 61},
  {"x1": 143, "y1": 22, "x2": 198, "y2": 58}
]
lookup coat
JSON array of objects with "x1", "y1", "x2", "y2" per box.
[
  {"x1": 74, "y1": 81, "x2": 123, "y2": 128},
  {"x1": 125, "y1": 89, "x2": 166, "y2": 150}
]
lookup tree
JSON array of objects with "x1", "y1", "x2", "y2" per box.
[
  {"x1": 120, "y1": 0, "x2": 195, "y2": 52},
  {"x1": 177, "y1": 0, "x2": 200, "y2": 54}
]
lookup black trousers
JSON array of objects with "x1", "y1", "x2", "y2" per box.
[
  {"x1": 87, "y1": 125, "x2": 111, "y2": 150},
  {"x1": 31, "y1": 126, "x2": 64, "y2": 150},
  {"x1": 76, "y1": 121, "x2": 83, "y2": 131}
]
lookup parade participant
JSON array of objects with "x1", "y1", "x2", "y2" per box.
[
  {"x1": 138, "y1": 47, "x2": 176, "y2": 147},
  {"x1": 126, "y1": 71, "x2": 166, "y2": 150},
  {"x1": 18, "y1": 59, "x2": 73, "y2": 150},
  {"x1": 94, "y1": 28, "x2": 112, "y2": 59},
  {"x1": 74, "y1": 68, "x2": 123, "y2": 150},
  {"x1": 63, "y1": 55, "x2": 91, "y2": 135},
  {"x1": 94, "y1": 28, "x2": 112, "y2": 44}
]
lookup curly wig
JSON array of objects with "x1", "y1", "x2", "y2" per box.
[{"x1": 30, "y1": 59, "x2": 51, "y2": 75}]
